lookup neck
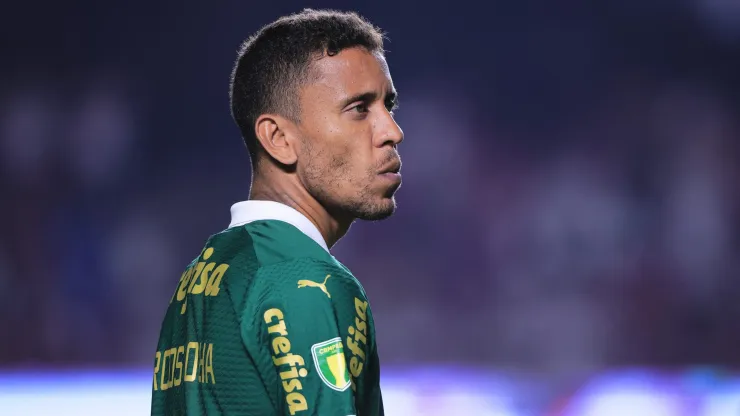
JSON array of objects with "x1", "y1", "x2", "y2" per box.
[{"x1": 248, "y1": 168, "x2": 352, "y2": 249}]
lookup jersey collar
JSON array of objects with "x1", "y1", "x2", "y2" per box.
[{"x1": 228, "y1": 200, "x2": 329, "y2": 252}]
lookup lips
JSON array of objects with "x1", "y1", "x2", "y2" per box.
[{"x1": 379, "y1": 160, "x2": 401, "y2": 175}]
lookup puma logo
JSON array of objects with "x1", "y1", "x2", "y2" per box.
[{"x1": 297, "y1": 274, "x2": 332, "y2": 298}]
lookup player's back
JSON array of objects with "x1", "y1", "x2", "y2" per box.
[{"x1": 151, "y1": 201, "x2": 383, "y2": 416}]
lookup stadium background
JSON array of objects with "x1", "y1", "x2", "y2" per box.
[{"x1": 2, "y1": 1, "x2": 740, "y2": 414}]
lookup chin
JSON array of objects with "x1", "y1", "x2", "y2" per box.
[{"x1": 355, "y1": 197, "x2": 397, "y2": 221}]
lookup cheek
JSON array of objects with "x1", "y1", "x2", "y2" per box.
[
  {"x1": 341, "y1": 147, "x2": 374, "y2": 179},
  {"x1": 303, "y1": 120, "x2": 375, "y2": 182},
  {"x1": 325, "y1": 137, "x2": 363, "y2": 172},
  {"x1": 304, "y1": 141, "x2": 352, "y2": 185}
]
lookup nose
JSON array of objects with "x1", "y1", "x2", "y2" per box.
[{"x1": 375, "y1": 110, "x2": 404, "y2": 148}]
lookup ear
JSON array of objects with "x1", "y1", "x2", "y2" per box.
[{"x1": 254, "y1": 114, "x2": 299, "y2": 165}]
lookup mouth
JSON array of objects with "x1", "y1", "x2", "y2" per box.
[
  {"x1": 378, "y1": 169, "x2": 402, "y2": 185},
  {"x1": 378, "y1": 160, "x2": 402, "y2": 175},
  {"x1": 379, "y1": 171, "x2": 401, "y2": 181},
  {"x1": 377, "y1": 157, "x2": 402, "y2": 187}
]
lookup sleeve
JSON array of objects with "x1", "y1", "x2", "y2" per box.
[{"x1": 253, "y1": 259, "x2": 370, "y2": 416}]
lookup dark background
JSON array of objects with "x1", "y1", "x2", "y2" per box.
[{"x1": 2, "y1": 0, "x2": 740, "y2": 412}]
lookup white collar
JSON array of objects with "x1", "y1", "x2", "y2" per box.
[{"x1": 228, "y1": 200, "x2": 329, "y2": 252}]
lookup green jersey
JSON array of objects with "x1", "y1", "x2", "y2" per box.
[{"x1": 151, "y1": 201, "x2": 383, "y2": 416}]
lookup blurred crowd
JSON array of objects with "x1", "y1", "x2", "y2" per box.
[
  {"x1": 1, "y1": 1, "x2": 739, "y2": 385},
  {"x1": 346, "y1": 78, "x2": 740, "y2": 378}
]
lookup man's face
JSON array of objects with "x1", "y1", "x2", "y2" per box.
[{"x1": 295, "y1": 47, "x2": 404, "y2": 221}]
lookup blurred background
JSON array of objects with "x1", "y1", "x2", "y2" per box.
[{"x1": 2, "y1": 0, "x2": 740, "y2": 414}]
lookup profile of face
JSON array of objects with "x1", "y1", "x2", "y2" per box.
[{"x1": 295, "y1": 47, "x2": 404, "y2": 221}]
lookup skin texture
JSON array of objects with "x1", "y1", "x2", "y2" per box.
[{"x1": 250, "y1": 47, "x2": 404, "y2": 248}]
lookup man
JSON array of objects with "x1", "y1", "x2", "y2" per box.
[{"x1": 151, "y1": 8, "x2": 403, "y2": 416}]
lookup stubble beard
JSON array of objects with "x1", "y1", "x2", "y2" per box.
[{"x1": 303, "y1": 154, "x2": 398, "y2": 222}]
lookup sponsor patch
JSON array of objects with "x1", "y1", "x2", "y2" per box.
[{"x1": 311, "y1": 337, "x2": 351, "y2": 391}]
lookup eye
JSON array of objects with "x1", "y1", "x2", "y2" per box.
[
  {"x1": 385, "y1": 98, "x2": 398, "y2": 113},
  {"x1": 351, "y1": 103, "x2": 369, "y2": 114}
]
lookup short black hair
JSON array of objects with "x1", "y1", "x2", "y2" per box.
[{"x1": 229, "y1": 9, "x2": 386, "y2": 162}]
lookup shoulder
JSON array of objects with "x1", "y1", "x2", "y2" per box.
[
  {"x1": 252, "y1": 259, "x2": 373, "y2": 342},
  {"x1": 256, "y1": 258, "x2": 363, "y2": 297},
  {"x1": 200, "y1": 220, "x2": 332, "y2": 273},
  {"x1": 246, "y1": 258, "x2": 366, "y2": 319},
  {"x1": 228, "y1": 220, "x2": 333, "y2": 267}
]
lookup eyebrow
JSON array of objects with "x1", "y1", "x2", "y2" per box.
[{"x1": 339, "y1": 89, "x2": 399, "y2": 110}]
